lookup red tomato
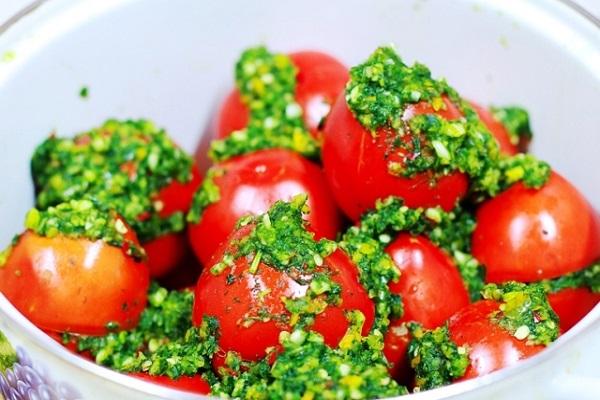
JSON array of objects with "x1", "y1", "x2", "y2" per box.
[
  {"x1": 144, "y1": 165, "x2": 202, "y2": 278},
  {"x1": 383, "y1": 234, "x2": 469, "y2": 380},
  {"x1": 216, "y1": 51, "x2": 348, "y2": 139},
  {"x1": 473, "y1": 171, "x2": 600, "y2": 282},
  {"x1": 129, "y1": 373, "x2": 211, "y2": 395},
  {"x1": 448, "y1": 300, "x2": 543, "y2": 380},
  {"x1": 548, "y1": 288, "x2": 600, "y2": 333},
  {"x1": 382, "y1": 324, "x2": 412, "y2": 384},
  {"x1": 193, "y1": 226, "x2": 374, "y2": 362},
  {"x1": 0, "y1": 229, "x2": 149, "y2": 335},
  {"x1": 322, "y1": 95, "x2": 469, "y2": 221},
  {"x1": 470, "y1": 102, "x2": 518, "y2": 156},
  {"x1": 187, "y1": 148, "x2": 341, "y2": 266}
]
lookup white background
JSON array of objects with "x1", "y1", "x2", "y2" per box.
[{"x1": 1, "y1": 0, "x2": 600, "y2": 25}]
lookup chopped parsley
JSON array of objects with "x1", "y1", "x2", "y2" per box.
[
  {"x1": 19, "y1": 199, "x2": 144, "y2": 260},
  {"x1": 345, "y1": 46, "x2": 550, "y2": 198},
  {"x1": 540, "y1": 261, "x2": 600, "y2": 294},
  {"x1": 490, "y1": 106, "x2": 532, "y2": 146},
  {"x1": 209, "y1": 46, "x2": 318, "y2": 162},
  {"x1": 0, "y1": 329, "x2": 16, "y2": 372},
  {"x1": 79, "y1": 86, "x2": 89, "y2": 99},
  {"x1": 72, "y1": 283, "x2": 218, "y2": 379},
  {"x1": 407, "y1": 323, "x2": 469, "y2": 390},
  {"x1": 213, "y1": 311, "x2": 407, "y2": 399},
  {"x1": 481, "y1": 282, "x2": 559, "y2": 346},
  {"x1": 187, "y1": 166, "x2": 223, "y2": 224},
  {"x1": 31, "y1": 119, "x2": 194, "y2": 242}
]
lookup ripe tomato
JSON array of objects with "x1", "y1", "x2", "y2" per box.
[
  {"x1": 548, "y1": 288, "x2": 600, "y2": 333},
  {"x1": 144, "y1": 165, "x2": 202, "y2": 278},
  {"x1": 192, "y1": 226, "x2": 374, "y2": 362},
  {"x1": 0, "y1": 230, "x2": 149, "y2": 335},
  {"x1": 448, "y1": 300, "x2": 543, "y2": 380},
  {"x1": 187, "y1": 148, "x2": 341, "y2": 266},
  {"x1": 322, "y1": 95, "x2": 469, "y2": 221},
  {"x1": 216, "y1": 51, "x2": 348, "y2": 139},
  {"x1": 470, "y1": 102, "x2": 517, "y2": 155},
  {"x1": 383, "y1": 234, "x2": 469, "y2": 380},
  {"x1": 129, "y1": 373, "x2": 211, "y2": 395},
  {"x1": 473, "y1": 171, "x2": 600, "y2": 282},
  {"x1": 382, "y1": 324, "x2": 412, "y2": 384}
]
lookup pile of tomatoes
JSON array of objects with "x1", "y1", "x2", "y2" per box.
[{"x1": 0, "y1": 45, "x2": 599, "y2": 397}]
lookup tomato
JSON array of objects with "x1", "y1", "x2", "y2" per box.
[
  {"x1": 473, "y1": 171, "x2": 600, "y2": 282},
  {"x1": 382, "y1": 324, "x2": 412, "y2": 384},
  {"x1": 129, "y1": 373, "x2": 211, "y2": 395},
  {"x1": 143, "y1": 165, "x2": 201, "y2": 278},
  {"x1": 322, "y1": 95, "x2": 469, "y2": 221},
  {"x1": 0, "y1": 229, "x2": 149, "y2": 335},
  {"x1": 383, "y1": 234, "x2": 469, "y2": 380},
  {"x1": 548, "y1": 288, "x2": 600, "y2": 333},
  {"x1": 187, "y1": 148, "x2": 341, "y2": 266},
  {"x1": 216, "y1": 51, "x2": 348, "y2": 139},
  {"x1": 448, "y1": 300, "x2": 543, "y2": 380},
  {"x1": 193, "y1": 226, "x2": 374, "y2": 362},
  {"x1": 470, "y1": 102, "x2": 517, "y2": 156}
]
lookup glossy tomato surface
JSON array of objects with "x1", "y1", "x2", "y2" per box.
[
  {"x1": 322, "y1": 95, "x2": 468, "y2": 221},
  {"x1": 129, "y1": 373, "x2": 211, "y2": 395},
  {"x1": 383, "y1": 234, "x2": 469, "y2": 381},
  {"x1": 0, "y1": 231, "x2": 149, "y2": 335},
  {"x1": 216, "y1": 51, "x2": 348, "y2": 139},
  {"x1": 448, "y1": 300, "x2": 543, "y2": 380},
  {"x1": 193, "y1": 226, "x2": 373, "y2": 362},
  {"x1": 548, "y1": 288, "x2": 600, "y2": 333},
  {"x1": 470, "y1": 102, "x2": 517, "y2": 156},
  {"x1": 473, "y1": 171, "x2": 600, "y2": 282},
  {"x1": 188, "y1": 148, "x2": 341, "y2": 266}
]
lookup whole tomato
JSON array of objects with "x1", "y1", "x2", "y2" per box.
[
  {"x1": 216, "y1": 50, "x2": 348, "y2": 139},
  {"x1": 322, "y1": 95, "x2": 468, "y2": 221},
  {"x1": 473, "y1": 171, "x2": 600, "y2": 282},
  {"x1": 187, "y1": 148, "x2": 341, "y2": 266}
]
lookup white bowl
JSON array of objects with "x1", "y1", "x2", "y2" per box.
[{"x1": 0, "y1": 0, "x2": 599, "y2": 399}]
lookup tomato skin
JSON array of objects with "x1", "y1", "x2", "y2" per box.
[
  {"x1": 156, "y1": 164, "x2": 202, "y2": 219},
  {"x1": 322, "y1": 95, "x2": 469, "y2": 221},
  {"x1": 129, "y1": 373, "x2": 211, "y2": 395},
  {"x1": 383, "y1": 234, "x2": 469, "y2": 381},
  {"x1": 216, "y1": 51, "x2": 348, "y2": 139},
  {"x1": 548, "y1": 288, "x2": 600, "y2": 333},
  {"x1": 0, "y1": 231, "x2": 149, "y2": 335},
  {"x1": 448, "y1": 300, "x2": 543, "y2": 380},
  {"x1": 473, "y1": 171, "x2": 600, "y2": 282},
  {"x1": 470, "y1": 102, "x2": 518, "y2": 156},
  {"x1": 193, "y1": 226, "x2": 374, "y2": 362},
  {"x1": 143, "y1": 233, "x2": 187, "y2": 278},
  {"x1": 187, "y1": 148, "x2": 341, "y2": 266}
]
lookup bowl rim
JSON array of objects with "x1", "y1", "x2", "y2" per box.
[{"x1": 0, "y1": 0, "x2": 598, "y2": 399}]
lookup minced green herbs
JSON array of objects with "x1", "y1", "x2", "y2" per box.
[
  {"x1": 407, "y1": 323, "x2": 469, "y2": 390},
  {"x1": 187, "y1": 167, "x2": 223, "y2": 224},
  {"x1": 31, "y1": 119, "x2": 194, "y2": 242},
  {"x1": 72, "y1": 283, "x2": 218, "y2": 379},
  {"x1": 345, "y1": 46, "x2": 550, "y2": 197},
  {"x1": 23, "y1": 199, "x2": 144, "y2": 260},
  {"x1": 491, "y1": 106, "x2": 532, "y2": 146},
  {"x1": 213, "y1": 311, "x2": 407, "y2": 399},
  {"x1": 211, "y1": 195, "x2": 336, "y2": 275},
  {"x1": 0, "y1": 330, "x2": 16, "y2": 372},
  {"x1": 209, "y1": 46, "x2": 318, "y2": 162},
  {"x1": 482, "y1": 282, "x2": 559, "y2": 346},
  {"x1": 540, "y1": 261, "x2": 600, "y2": 294}
]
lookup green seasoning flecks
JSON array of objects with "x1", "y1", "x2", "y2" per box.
[
  {"x1": 541, "y1": 261, "x2": 600, "y2": 294},
  {"x1": 22, "y1": 199, "x2": 145, "y2": 260},
  {"x1": 31, "y1": 119, "x2": 194, "y2": 242},
  {"x1": 482, "y1": 282, "x2": 559, "y2": 346},
  {"x1": 407, "y1": 323, "x2": 469, "y2": 390},
  {"x1": 209, "y1": 46, "x2": 318, "y2": 162},
  {"x1": 186, "y1": 166, "x2": 223, "y2": 224},
  {"x1": 345, "y1": 46, "x2": 550, "y2": 197},
  {"x1": 213, "y1": 311, "x2": 407, "y2": 399},
  {"x1": 79, "y1": 86, "x2": 89, "y2": 99},
  {"x1": 74, "y1": 283, "x2": 218, "y2": 379},
  {"x1": 0, "y1": 329, "x2": 17, "y2": 372},
  {"x1": 211, "y1": 194, "x2": 336, "y2": 275},
  {"x1": 490, "y1": 106, "x2": 532, "y2": 146}
]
